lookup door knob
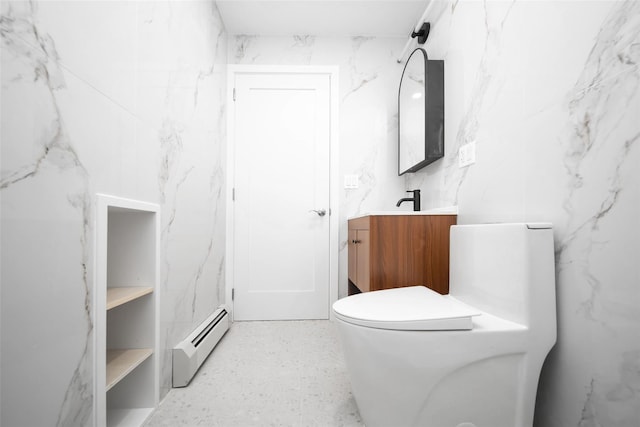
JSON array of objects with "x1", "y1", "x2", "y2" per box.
[{"x1": 309, "y1": 209, "x2": 327, "y2": 217}]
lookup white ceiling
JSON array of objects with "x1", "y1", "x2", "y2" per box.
[{"x1": 216, "y1": 0, "x2": 429, "y2": 37}]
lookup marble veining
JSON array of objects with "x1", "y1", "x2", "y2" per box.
[
  {"x1": 291, "y1": 34, "x2": 315, "y2": 63},
  {"x1": 558, "y1": 0, "x2": 640, "y2": 324},
  {"x1": 233, "y1": 35, "x2": 257, "y2": 63},
  {"x1": 342, "y1": 36, "x2": 379, "y2": 102},
  {"x1": 158, "y1": 120, "x2": 184, "y2": 203},
  {"x1": 2, "y1": 0, "x2": 228, "y2": 424},
  {"x1": 0, "y1": 4, "x2": 67, "y2": 189},
  {"x1": 57, "y1": 191, "x2": 94, "y2": 427},
  {"x1": 192, "y1": 238, "x2": 215, "y2": 316},
  {"x1": 193, "y1": 65, "x2": 214, "y2": 107},
  {"x1": 444, "y1": 0, "x2": 516, "y2": 204},
  {"x1": 399, "y1": 1, "x2": 640, "y2": 426},
  {"x1": 551, "y1": 4, "x2": 639, "y2": 424},
  {"x1": 2, "y1": 3, "x2": 96, "y2": 425}
]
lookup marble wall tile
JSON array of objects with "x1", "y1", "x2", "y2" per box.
[
  {"x1": 135, "y1": 1, "x2": 228, "y2": 398},
  {"x1": 1, "y1": 1, "x2": 227, "y2": 425},
  {"x1": 403, "y1": 1, "x2": 640, "y2": 426}
]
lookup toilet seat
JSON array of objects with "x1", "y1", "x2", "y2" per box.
[{"x1": 333, "y1": 286, "x2": 481, "y2": 331}]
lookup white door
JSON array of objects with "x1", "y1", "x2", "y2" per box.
[{"x1": 232, "y1": 72, "x2": 331, "y2": 320}]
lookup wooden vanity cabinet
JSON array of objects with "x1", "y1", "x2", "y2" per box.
[{"x1": 348, "y1": 214, "x2": 457, "y2": 295}]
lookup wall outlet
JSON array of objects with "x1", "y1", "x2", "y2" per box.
[
  {"x1": 459, "y1": 141, "x2": 476, "y2": 168},
  {"x1": 344, "y1": 174, "x2": 359, "y2": 189}
]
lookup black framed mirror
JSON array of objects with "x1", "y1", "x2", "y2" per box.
[{"x1": 398, "y1": 48, "x2": 444, "y2": 175}]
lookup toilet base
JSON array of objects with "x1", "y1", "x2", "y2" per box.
[{"x1": 336, "y1": 316, "x2": 545, "y2": 427}]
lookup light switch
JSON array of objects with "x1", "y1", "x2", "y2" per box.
[
  {"x1": 344, "y1": 174, "x2": 359, "y2": 189},
  {"x1": 459, "y1": 141, "x2": 476, "y2": 168}
]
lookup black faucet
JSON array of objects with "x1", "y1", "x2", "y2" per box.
[{"x1": 396, "y1": 189, "x2": 421, "y2": 212}]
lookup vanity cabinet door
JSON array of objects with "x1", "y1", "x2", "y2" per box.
[
  {"x1": 354, "y1": 230, "x2": 370, "y2": 292},
  {"x1": 348, "y1": 217, "x2": 371, "y2": 293},
  {"x1": 348, "y1": 228, "x2": 357, "y2": 284}
]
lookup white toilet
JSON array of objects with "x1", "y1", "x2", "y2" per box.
[{"x1": 333, "y1": 223, "x2": 556, "y2": 427}]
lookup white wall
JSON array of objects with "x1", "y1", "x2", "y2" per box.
[
  {"x1": 1, "y1": 1, "x2": 227, "y2": 425},
  {"x1": 404, "y1": 1, "x2": 640, "y2": 426}
]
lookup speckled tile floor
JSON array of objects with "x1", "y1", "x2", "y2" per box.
[{"x1": 144, "y1": 320, "x2": 364, "y2": 427}]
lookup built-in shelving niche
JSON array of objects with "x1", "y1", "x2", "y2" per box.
[{"x1": 95, "y1": 195, "x2": 160, "y2": 427}]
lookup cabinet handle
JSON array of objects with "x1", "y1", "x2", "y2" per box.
[{"x1": 352, "y1": 239, "x2": 362, "y2": 244}]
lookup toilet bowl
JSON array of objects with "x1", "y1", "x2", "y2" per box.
[{"x1": 333, "y1": 223, "x2": 556, "y2": 427}]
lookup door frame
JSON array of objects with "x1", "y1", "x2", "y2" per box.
[{"x1": 225, "y1": 65, "x2": 340, "y2": 321}]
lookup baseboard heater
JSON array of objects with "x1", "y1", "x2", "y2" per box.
[{"x1": 172, "y1": 305, "x2": 230, "y2": 387}]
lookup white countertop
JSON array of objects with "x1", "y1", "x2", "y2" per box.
[{"x1": 349, "y1": 206, "x2": 458, "y2": 220}]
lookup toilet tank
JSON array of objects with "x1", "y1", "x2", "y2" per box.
[{"x1": 449, "y1": 223, "x2": 556, "y2": 330}]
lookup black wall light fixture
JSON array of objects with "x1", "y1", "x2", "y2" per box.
[
  {"x1": 397, "y1": 1, "x2": 435, "y2": 63},
  {"x1": 411, "y1": 22, "x2": 431, "y2": 44}
]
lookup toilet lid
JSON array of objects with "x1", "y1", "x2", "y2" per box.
[{"x1": 332, "y1": 286, "x2": 481, "y2": 331}]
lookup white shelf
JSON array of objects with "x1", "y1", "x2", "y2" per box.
[
  {"x1": 107, "y1": 287, "x2": 153, "y2": 310},
  {"x1": 106, "y1": 349, "x2": 153, "y2": 391},
  {"x1": 107, "y1": 408, "x2": 154, "y2": 427},
  {"x1": 96, "y1": 194, "x2": 160, "y2": 427}
]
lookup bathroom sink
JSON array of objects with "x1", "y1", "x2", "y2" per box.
[{"x1": 350, "y1": 206, "x2": 457, "y2": 219}]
